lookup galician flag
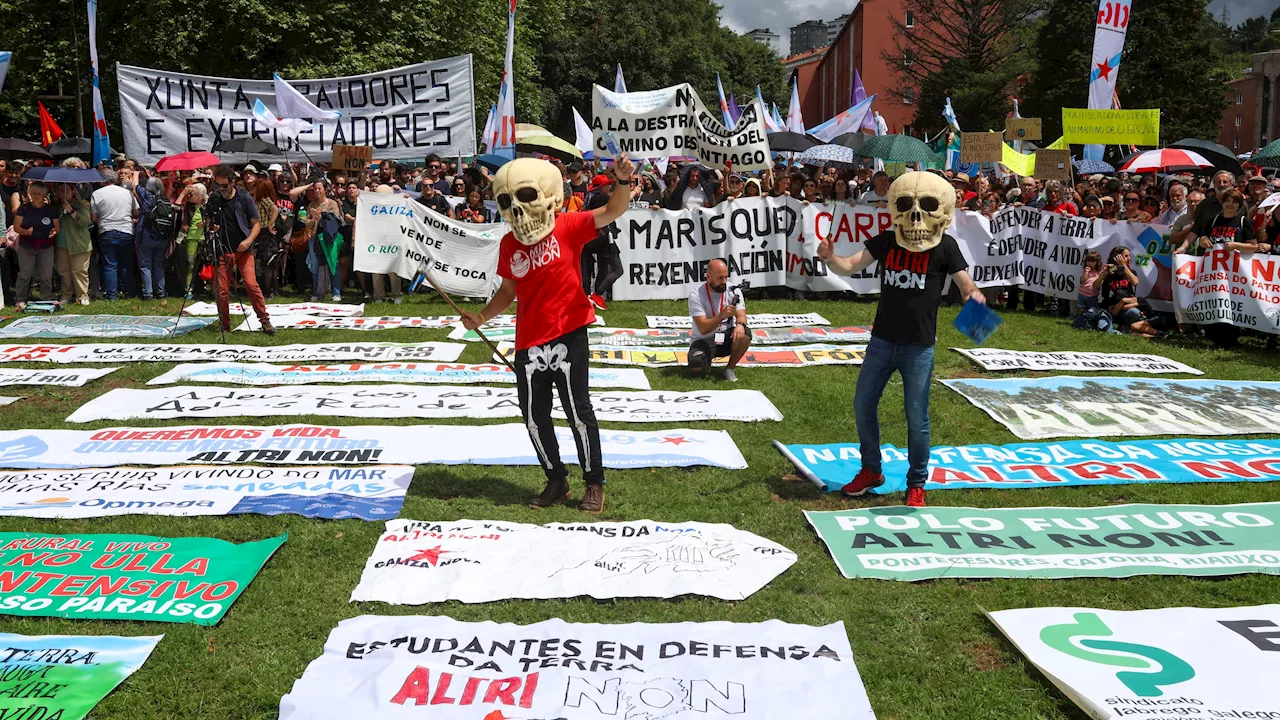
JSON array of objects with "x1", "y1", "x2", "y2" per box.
[
  {"x1": 491, "y1": 0, "x2": 518, "y2": 158},
  {"x1": 0, "y1": 52, "x2": 11, "y2": 96},
  {"x1": 715, "y1": 72, "x2": 733, "y2": 129},
  {"x1": 614, "y1": 64, "x2": 627, "y2": 94},
  {"x1": 254, "y1": 73, "x2": 341, "y2": 136},
  {"x1": 808, "y1": 94, "x2": 876, "y2": 143},
  {"x1": 1085, "y1": 0, "x2": 1131, "y2": 161},
  {"x1": 87, "y1": 0, "x2": 110, "y2": 166},
  {"x1": 771, "y1": 103, "x2": 785, "y2": 132},
  {"x1": 757, "y1": 86, "x2": 780, "y2": 133},
  {"x1": 786, "y1": 79, "x2": 804, "y2": 134}
]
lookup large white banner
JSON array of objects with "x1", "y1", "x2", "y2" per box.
[
  {"x1": 0, "y1": 465, "x2": 412, "y2": 520},
  {"x1": 279, "y1": 615, "x2": 873, "y2": 720},
  {"x1": 148, "y1": 362, "x2": 652, "y2": 390},
  {"x1": 1173, "y1": 250, "x2": 1280, "y2": 335},
  {"x1": 117, "y1": 57, "x2": 476, "y2": 161},
  {"x1": 646, "y1": 313, "x2": 831, "y2": 329},
  {"x1": 0, "y1": 315, "x2": 213, "y2": 338},
  {"x1": 952, "y1": 348, "x2": 1203, "y2": 375},
  {"x1": 450, "y1": 323, "x2": 869, "y2": 346},
  {"x1": 236, "y1": 315, "x2": 475, "y2": 332},
  {"x1": 0, "y1": 342, "x2": 464, "y2": 364},
  {"x1": 988, "y1": 604, "x2": 1280, "y2": 720},
  {"x1": 67, "y1": 387, "x2": 782, "y2": 424},
  {"x1": 0, "y1": 425, "x2": 748, "y2": 469},
  {"x1": 352, "y1": 519, "x2": 797, "y2": 603},
  {"x1": 0, "y1": 367, "x2": 118, "y2": 386},
  {"x1": 501, "y1": 342, "x2": 865, "y2": 368},
  {"x1": 183, "y1": 301, "x2": 364, "y2": 317},
  {"x1": 354, "y1": 194, "x2": 502, "y2": 298}
]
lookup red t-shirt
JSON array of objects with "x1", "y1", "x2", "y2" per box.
[{"x1": 497, "y1": 211, "x2": 598, "y2": 350}]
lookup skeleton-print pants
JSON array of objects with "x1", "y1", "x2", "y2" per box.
[{"x1": 514, "y1": 325, "x2": 605, "y2": 485}]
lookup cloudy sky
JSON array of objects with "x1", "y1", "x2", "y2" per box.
[{"x1": 717, "y1": 0, "x2": 1275, "y2": 57}]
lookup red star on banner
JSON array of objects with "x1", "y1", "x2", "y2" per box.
[
  {"x1": 1095, "y1": 59, "x2": 1114, "y2": 81},
  {"x1": 484, "y1": 711, "x2": 509, "y2": 720},
  {"x1": 407, "y1": 546, "x2": 450, "y2": 566},
  {"x1": 661, "y1": 436, "x2": 691, "y2": 446}
]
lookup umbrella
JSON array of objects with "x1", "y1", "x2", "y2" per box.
[
  {"x1": 0, "y1": 138, "x2": 53, "y2": 162},
  {"x1": 1259, "y1": 191, "x2": 1280, "y2": 213},
  {"x1": 1251, "y1": 139, "x2": 1280, "y2": 168},
  {"x1": 1118, "y1": 148, "x2": 1212, "y2": 173},
  {"x1": 1168, "y1": 138, "x2": 1244, "y2": 175},
  {"x1": 767, "y1": 131, "x2": 817, "y2": 153},
  {"x1": 830, "y1": 132, "x2": 873, "y2": 151},
  {"x1": 855, "y1": 134, "x2": 937, "y2": 164},
  {"x1": 213, "y1": 137, "x2": 283, "y2": 155},
  {"x1": 155, "y1": 151, "x2": 220, "y2": 172},
  {"x1": 1073, "y1": 158, "x2": 1115, "y2": 174},
  {"x1": 21, "y1": 166, "x2": 105, "y2": 184},
  {"x1": 797, "y1": 144, "x2": 856, "y2": 168},
  {"x1": 475, "y1": 154, "x2": 511, "y2": 171}
]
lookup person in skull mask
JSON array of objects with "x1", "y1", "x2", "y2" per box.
[
  {"x1": 460, "y1": 153, "x2": 637, "y2": 514},
  {"x1": 817, "y1": 171, "x2": 985, "y2": 507}
]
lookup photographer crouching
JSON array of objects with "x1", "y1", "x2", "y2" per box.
[
  {"x1": 687, "y1": 259, "x2": 750, "y2": 382},
  {"x1": 207, "y1": 166, "x2": 275, "y2": 335}
]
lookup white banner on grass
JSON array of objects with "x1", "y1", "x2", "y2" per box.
[
  {"x1": 0, "y1": 342, "x2": 463, "y2": 364},
  {"x1": 1173, "y1": 251, "x2": 1280, "y2": 335},
  {"x1": 352, "y1": 519, "x2": 797, "y2": 603},
  {"x1": 0, "y1": 315, "x2": 213, "y2": 338},
  {"x1": 238, "y1": 314, "x2": 560, "y2": 332},
  {"x1": 148, "y1": 362, "x2": 652, "y2": 390},
  {"x1": 279, "y1": 615, "x2": 873, "y2": 720},
  {"x1": 67, "y1": 387, "x2": 782, "y2": 424},
  {"x1": 647, "y1": 313, "x2": 831, "y2": 329},
  {"x1": 0, "y1": 424, "x2": 747, "y2": 470},
  {"x1": 0, "y1": 465, "x2": 412, "y2": 520},
  {"x1": 497, "y1": 341, "x2": 864, "y2": 367},
  {"x1": 354, "y1": 194, "x2": 502, "y2": 298},
  {"x1": 117, "y1": 57, "x2": 476, "y2": 161},
  {"x1": 451, "y1": 323, "x2": 869, "y2": 346},
  {"x1": 987, "y1": 605, "x2": 1280, "y2": 720},
  {"x1": 0, "y1": 398, "x2": 20, "y2": 407},
  {"x1": 0, "y1": 367, "x2": 119, "y2": 387},
  {"x1": 952, "y1": 348, "x2": 1203, "y2": 375},
  {"x1": 182, "y1": 301, "x2": 364, "y2": 317}
]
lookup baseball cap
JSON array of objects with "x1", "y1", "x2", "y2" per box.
[
  {"x1": 267, "y1": 163, "x2": 283, "y2": 172},
  {"x1": 567, "y1": 160, "x2": 586, "y2": 173},
  {"x1": 587, "y1": 173, "x2": 615, "y2": 192}
]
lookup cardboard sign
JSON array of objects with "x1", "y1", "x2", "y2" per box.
[
  {"x1": 960, "y1": 132, "x2": 1003, "y2": 163},
  {"x1": 1004, "y1": 117, "x2": 1042, "y2": 141},
  {"x1": 331, "y1": 144, "x2": 373, "y2": 172},
  {"x1": 1035, "y1": 149, "x2": 1072, "y2": 181}
]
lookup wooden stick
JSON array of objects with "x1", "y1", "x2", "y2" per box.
[{"x1": 416, "y1": 270, "x2": 517, "y2": 373}]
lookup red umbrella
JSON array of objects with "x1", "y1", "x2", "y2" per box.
[
  {"x1": 155, "y1": 151, "x2": 220, "y2": 172},
  {"x1": 1118, "y1": 148, "x2": 1212, "y2": 173}
]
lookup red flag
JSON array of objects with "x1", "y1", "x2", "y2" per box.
[{"x1": 38, "y1": 102, "x2": 63, "y2": 146}]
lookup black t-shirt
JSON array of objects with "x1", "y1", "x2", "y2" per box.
[
  {"x1": 569, "y1": 181, "x2": 588, "y2": 205},
  {"x1": 16, "y1": 203, "x2": 59, "y2": 247},
  {"x1": 415, "y1": 192, "x2": 451, "y2": 217},
  {"x1": 0, "y1": 183, "x2": 20, "y2": 217},
  {"x1": 1208, "y1": 214, "x2": 1254, "y2": 246},
  {"x1": 1099, "y1": 269, "x2": 1135, "y2": 308},
  {"x1": 866, "y1": 231, "x2": 967, "y2": 346}
]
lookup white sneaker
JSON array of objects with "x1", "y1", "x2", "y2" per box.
[
  {"x1": 78, "y1": 297, "x2": 89, "y2": 306},
  {"x1": 393, "y1": 296, "x2": 403, "y2": 305},
  {"x1": 331, "y1": 295, "x2": 342, "y2": 303},
  {"x1": 722, "y1": 368, "x2": 738, "y2": 382}
]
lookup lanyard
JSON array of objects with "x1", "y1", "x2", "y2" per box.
[{"x1": 706, "y1": 284, "x2": 725, "y2": 315}]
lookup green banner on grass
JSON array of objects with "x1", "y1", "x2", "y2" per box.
[
  {"x1": 805, "y1": 503, "x2": 1280, "y2": 581},
  {"x1": 0, "y1": 532, "x2": 285, "y2": 624},
  {"x1": 0, "y1": 633, "x2": 161, "y2": 719}
]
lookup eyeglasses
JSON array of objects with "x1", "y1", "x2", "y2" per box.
[
  {"x1": 1125, "y1": 197, "x2": 1139, "y2": 203},
  {"x1": 215, "y1": 181, "x2": 232, "y2": 190}
]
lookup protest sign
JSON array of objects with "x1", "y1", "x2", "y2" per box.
[
  {"x1": 67, "y1": 386, "x2": 782, "y2": 424},
  {"x1": 647, "y1": 313, "x2": 831, "y2": 328},
  {"x1": 279, "y1": 615, "x2": 873, "y2": 720},
  {"x1": 352, "y1": 519, "x2": 797, "y2": 603},
  {"x1": 987, "y1": 605, "x2": 1280, "y2": 720},
  {"x1": 0, "y1": 465, "x2": 412, "y2": 520},
  {"x1": 951, "y1": 348, "x2": 1202, "y2": 374},
  {"x1": 148, "y1": 361, "x2": 652, "y2": 389},
  {"x1": 1173, "y1": 250, "x2": 1280, "y2": 335},
  {"x1": 0, "y1": 341, "x2": 463, "y2": 364},
  {"x1": 1061, "y1": 108, "x2": 1160, "y2": 146},
  {"x1": 117, "y1": 57, "x2": 476, "y2": 161},
  {"x1": 331, "y1": 143, "x2": 372, "y2": 171},
  {"x1": 1035, "y1": 149, "x2": 1072, "y2": 181},
  {"x1": 806, "y1": 502, "x2": 1280, "y2": 581},
  {"x1": 450, "y1": 324, "x2": 869, "y2": 346},
  {"x1": 182, "y1": 301, "x2": 364, "y2": 317},
  {"x1": 942, "y1": 377, "x2": 1280, "y2": 440},
  {"x1": 1001, "y1": 142, "x2": 1036, "y2": 177},
  {"x1": 960, "y1": 132, "x2": 1003, "y2": 163},
  {"x1": 496, "y1": 341, "x2": 864, "y2": 367},
  {"x1": 0, "y1": 425, "x2": 747, "y2": 470},
  {"x1": 777, "y1": 437, "x2": 1280, "y2": 494},
  {"x1": 353, "y1": 194, "x2": 502, "y2": 298},
  {"x1": 1005, "y1": 117, "x2": 1042, "y2": 141},
  {"x1": 0, "y1": 368, "x2": 118, "y2": 387},
  {"x1": 0, "y1": 633, "x2": 160, "y2": 720},
  {"x1": 0, "y1": 315, "x2": 213, "y2": 338},
  {"x1": 592, "y1": 84, "x2": 774, "y2": 171},
  {"x1": 0, "y1": 531, "x2": 283, "y2": 624}
]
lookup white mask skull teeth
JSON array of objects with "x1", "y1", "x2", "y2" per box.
[
  {"x1": 887, "y1": 171, "x2": 955, "y2": 253},
  {"x1": 493, "y1": 158, "x2": 564, "y2": 246}
]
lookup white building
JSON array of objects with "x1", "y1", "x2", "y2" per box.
[
  {"x1": 826, "y1": 14, "x2": 850, "y2": 45},
  {"x1": 745, "y1": 28, "x2": 781, "y2": 53}
]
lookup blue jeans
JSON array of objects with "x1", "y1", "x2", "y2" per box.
[
  {"x1": 99, "y1": 231, "x2": 136, "y2": 300},
  {"x1": 137, "y1": 233, "x2": 168, "y2": 298},
  {"x1": 854, "y1": 336, "x2": 935, "y2": 488}
]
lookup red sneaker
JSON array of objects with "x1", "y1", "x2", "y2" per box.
[
  {"x1": 906, "y1": 487, "x2": 927, "y2": 507},
  {"x1": 840, "y1": 469, "x2": 885, "y2": 498},
  {"x1": 589, "y1": 293, "x2": 609, "y2": 311}
]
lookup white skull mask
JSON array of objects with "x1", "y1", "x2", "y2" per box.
[
  {"x1": 887, "y1": 171, "x2": 955, "y2": 253},
  {"x1": 493, "y1": 158, "x2": 564, "y2": 246}
]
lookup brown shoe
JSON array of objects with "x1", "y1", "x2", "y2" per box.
[
  {"x1": 580, "y1": 483, "x2": 605, "y2": 514},
  {"x1": 260, "y1": 319, "x2": 276, "y2": 336},
  {"x1": 529, "y1": 477, "x2": 570, "y2": 509}
]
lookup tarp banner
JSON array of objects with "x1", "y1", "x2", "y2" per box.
[
  {"x1": 0, "y1": 532, "x2": 284, "y2": 624},
  {"x1": 942, "y1": 377, "x2": 1280, "y2": 440},
  {"x1": 351, "y1": 519, "x2": 797, "y2": 603},
  {"x1": 148, "y1": 362, "x2": 652, "y2": 390},
  {"x1": 278, "y1": 615, "x2": 874, "y2": 720},
  {"x1": 182, "y1": 301, "x2": 364, "y2": 317},
  {"x1": 451, "y1": 324, "x2": 870, "y2": 346},
  {"x1": 775, "y1": 437, "x2": 1280, "y2": 494},
  {"x1": 0, "y1": 315, "x2": 212, "y2": 338},
  {"x1": 987, "y1": 605, "x2": 1280, "y2": 720},
  {"x1": 1173, "y1": 250, "x2": 1280, "y2": 335},
  {"x1": 235, "y1": 315, "x2": 535, "y2": 332},
  {"x1": 0, "y1": 465, "x2": 413, "y2": 520},
  {"x1": 0, "y1": 425, "x2": 747, "y2": 470},
  {"x1": 117, "y1": 57, "x2": 476, "y2": 161},
  {"x1": 0, "y1": 633, "x2": 160, "y2": 720},
  {"x1": 805, "y1": 502, "x2": 1280, "y2": 581},
  {"x1": 353, "y1": 194, "x2": 502, "y2": 298},
  {"x1": 67, "y1": 387, "x2": 782, "y2": 424},
  {"x1": 0, "y1": 368, "x2": 119, "y2": 387},
  {"x1": 0, "y1": 342, "x2": 464, "y2": 364},
  {"x1": 646, "y1": 313, "x2": 831, "y2": 328},
  {"x1": 951, "y1": 348, "x2": 1202, "y2": 375},
  {"x1": 500, "y1": 343, "x2": 865, "y2": 367}
]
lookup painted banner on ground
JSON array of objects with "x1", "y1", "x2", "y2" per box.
[
  {"x1": 942, "y1": 376, "x2": 1280, "y2": 440},
  {"x1": 182, "y1": 301, "x2": 364, "y2": 317},
  {"x1": 776, "y1": 437, "x2": 1280, "y2": 495},
  {"x1": 237, "y1": 314, "x2": 545, "y2": 332},
  {"x1": 646, "y1": 313, "x2": 831, "y2": 328},
  {"x1": 0, "y1": 633, "x2": 161, "y2": 720},
  {"x1": 0, "y1": 425, "x2": 747, "y2": 470},
  {"x1": 354, "y1": 194, "x2": 502, "y2": 298},
  {"x1": 987, "y1": 605, "x2": 1280, "y2": 720},
  {"x1": 451, "y1": 323, "x2": 869, "y2": 346},
  {"x1": 117, "y1": 57, "x2": 476, "y2": 161},
  {"x1": 67, "y1": 386, "x2": 782, "y2": 424},
  {"x1": 951, "y1": 348, "x2": 1202, "y2": 375},
  {"x1": 351, "y1": 519, "x2": 797, "y2": 603},
  {"x1": 0, "y1": 465, "x2": 412, "y2": 520},
  {"x1": 148, "y1": 362, "x2": 652, "y2": 390},
  {"x1": 1173, "y1": 250, "x2": 1280, "y2": 334},
  {"x1": 0, "y1": 315, "x2": 213, "y2": 338},
  {"x1": 0, "y1": 532, "x2": 284, "y2": 624},
  {"x1": 0, "y1": 368, "x2": 119, "y2": 387},
  {"x1": 806, "y1": 502, "x2": 1280, "y2": 581},
  {"x1": 0, "y1": 341, "x2": 464, "y2": 364},
  {"x1": 499, "y1": 342, "x2": 864, "y2": 367},
  {"x1": 279, "y1": 615, "x2": 873, "y2": 720}
]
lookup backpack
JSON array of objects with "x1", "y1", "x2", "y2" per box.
[
  {"x1": 1073, "y1": 306, "x2": 1114, "y2": 333},
  {"x1": 145, "y1": 197, "x2": 176, "y2": 235}
]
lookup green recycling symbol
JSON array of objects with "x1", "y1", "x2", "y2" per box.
[{"x1": 1040, "y1": 612, "x2": 1195, "y2": 697}]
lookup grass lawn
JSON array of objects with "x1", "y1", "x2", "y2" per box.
[{"x1": 1, "y1": 292, "x2": 1278, "y2": 720}]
